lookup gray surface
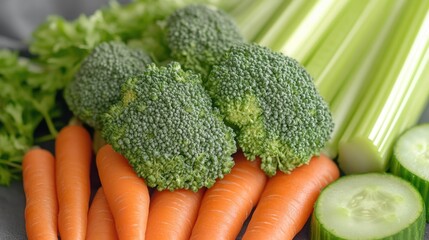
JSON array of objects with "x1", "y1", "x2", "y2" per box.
[{"x1": 0, "y1": 181, "x2": 26, "y2": 240}]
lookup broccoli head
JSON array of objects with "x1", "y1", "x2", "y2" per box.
[
  {"x1": 64, "y1": 41, "x2": 152, "y2": 129},
  {"x1": 102, "y1": 62, "x2": 236, "y2": 191},
  {"x1": 166, "y1": 4, "x2": 244, "y2": 77},
  {"x1": 207, "y1": 43, "x2": 334, "y2": 176}
]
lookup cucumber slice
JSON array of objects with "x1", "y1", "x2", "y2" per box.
[
  {"x1": 390, "y1": 123, "x2": 429, "y2": 221},
  {"x1": 311, "y1": 173, "x2": 425, "y2": 240}
]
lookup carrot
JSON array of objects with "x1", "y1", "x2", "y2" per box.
[
  {"x1": 145, "y1": 188, "x2": 205, "y2": 240},
  {"x1": 86, "y1": 187, "x2": 118, "y2": 240},
  {"x1": 190, "y1": 151, "x2": 267, "y2": 240},
  {"x1": 96, "y1": 144, "x2": 150, "y2": 240},
  {"x1": 22, "y1": 148, "x2": 58, "y2": 240},
  {"x1": 55, "y1": 125, "x2": 93, "y2": 240},
  {"x1": 242, "y1": 154, "x2": 340, "y2": 240}
]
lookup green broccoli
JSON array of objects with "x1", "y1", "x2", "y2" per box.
[
  {"x1": 206, "y1": 43, "x2": 334, "y2": 176},
  {"x1": 166, "y1": 4, "x2": 244, "y2": 77},
  {"x1": 102, "y1": 62, "x2": 236, "y2": 191},
  {"x1": 64, "y1": 41, "x2": 152, "y2": 129}
]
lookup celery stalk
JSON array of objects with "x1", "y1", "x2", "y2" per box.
[
  {"x1": 254, "y1": 0, "x2": 309, "y2": 49},
  {"x1": 255, "y1": 1, "x2": 314, "y2": 46},
  {"x1": 256, "y1": 0, "x2": 348, "y2": 63},
  {"x1": 303, "y1": 0, "x2": 368, "y2": 76},
  {"x1": 277, "y1": 0, "x2": 349, "y2": 62},
  {"x1": 338, "y1": 0, "x2": 429, "y2": 174},
  {"x1": 208, "y1": 0, "x2": 243, "y2": 12},
  {"x1": 230, "y1": 0, "x2": 287, "y2": 42},
  {"x1": 307, "y1": 0, "x2": 393, "y2": 103},
  {"x1": 322, "y1": 0, "x2": 407, "y2": 158}
]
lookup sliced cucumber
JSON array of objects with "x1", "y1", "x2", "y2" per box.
[
  {"x1": 311, "y1": 173, "x2": 425, "y2": 240},
  {"x1": 390, "y1": 123, "x2": 429, "y2": 221}
]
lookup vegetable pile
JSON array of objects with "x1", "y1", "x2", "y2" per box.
[
  {"x1": 1, "y1": 0, "x2": 429, "y2": 239},
  {"x1": 23, "y1": 133, "x2": 339, "y2": 239},
  {"x1": 46, "y1": 2, "x2": 333, "y2": 192}
]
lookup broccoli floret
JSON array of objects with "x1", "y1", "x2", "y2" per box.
[
  {"x1": 64, "y1": 41, "x2": 152, "y2": 129},
  {"x1": 166, "y1": 4, "x2": 244, "y2": 77},
  {"x1": 102, "y1": 62, "x2": 236, "y2": 191},
  {"x1": 207, "y1": 43, "x2": 334, "y2": 176}
]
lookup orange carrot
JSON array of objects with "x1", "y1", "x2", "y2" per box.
[
  {"x1": 55, "y1": 125, "x2": 92, "y2": 240},
  {"x1": 242, "y1": 154, "x2": 340, "y2": 240},
  {"x1": 190, "y1": 151, "x2": 267, "y2": 240},
  {"x1": 22, "y1": 148, "x2": 58, "y2": 240},
  {"x1": 96, "y1": 144, "x2": 150, "y2": 240},
  {"x1": 146, "y1": 188, "x2": 205, "y2": 240},
  {"x1": 86, "y1": 187, "x2": 118, "y2": 240}
]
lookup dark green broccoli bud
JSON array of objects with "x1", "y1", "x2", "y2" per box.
[
  {"x1": 64, "y1": 41, "x2": 152, "y2": 129},
  {"x1": 207, "y1": 43, "x2": 334, "y2": 176},
  {"x1": 166, "y1": 4, "x2": 244, "y2": 77},
  {"x1": 102, "y1": 62, "x2": 236, "y2": 191}
]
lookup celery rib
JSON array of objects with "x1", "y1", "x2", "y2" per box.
[
  {"x1": 255, "y1": 0, "x2": 308, "y2": 49},
  {"x1": 307, "y1": 0, "x2": 395, "y2": 104},
  {"x1": 338, "y1": 0, "x2": 429, "y2": 174},
  {"x1": 256, "y1": 0, "x2": 349, "y2": 63},
  {"x1": 278, "y1": 0, "x2": 349, "y2": 63},
  {"x1": 230, "y1": 0, "x2": 286, "y2": 42},
  {"x1": 322, "y1": 0, "x2": 406, "y2": 158}
]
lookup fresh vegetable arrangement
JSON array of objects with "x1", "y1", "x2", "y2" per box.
[{"x1": 2, "y1": 0, "x2": 429, "y2": 239}]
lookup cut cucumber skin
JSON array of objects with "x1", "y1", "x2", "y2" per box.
[
  {"x1": 391, "y1": 155, "x2": 429, "y2": 222},
  {"x1": 311, "y1": 207, "x2": 425, "y2": 240},
  {"x1": 390, "y1": 124, "x2": 429, "y2": 222},
  {"x1": 311, "y1": 173, "x2": 425, "y2": 240}
]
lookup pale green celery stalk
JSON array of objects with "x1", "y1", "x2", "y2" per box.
[
  {"x1": 277, "y1": 0, "x2": 349, "y2": 62},
  {"x1": 256, "y1": 0, "x2": 348, "y2": 63},
  {"x1": 229, "y1": 0, "x2": 286, "y2": 42},
  {"x1": 304, "y1": 0, "x2": 368, "y2": 78},
  {"x1": 255, "y1": 0, "x2": 314, "y2": 52},
  {"x1": 337, "y1": 0, "x2": 429, "y2": 174},
  {"x1": 208, "y1": 0, "x2": 244, "y2": 12},
  {"x1": 322, "y1": 0, "x2": 407, "y2": 158},
  {"x1": 307, "y1": 0, "x2": 391, "y2": 104}
]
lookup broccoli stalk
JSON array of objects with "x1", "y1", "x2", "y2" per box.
[
  {"x1": 102, "y1": 62, "x2": 237, "y2": 191},
  {"x1": 207, "y1": 43, "x2": 334, "y2": 176}
]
